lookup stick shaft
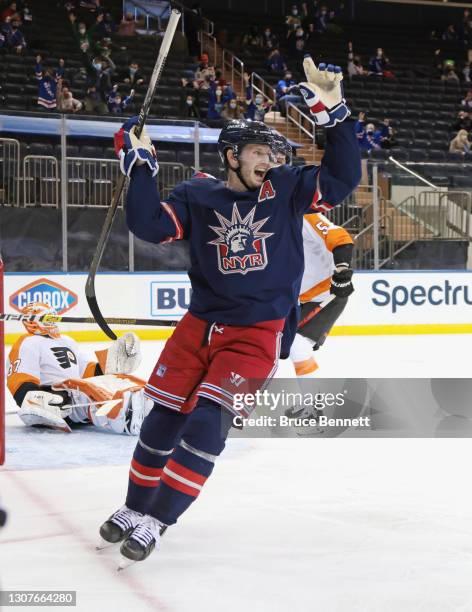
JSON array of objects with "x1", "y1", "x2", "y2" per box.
[
  {"x1": 0, "y1": 313, "x2": 178, "y2": 327},
  {"x1": 85, "y1": 9, "x2": 181, "y2": 341}
]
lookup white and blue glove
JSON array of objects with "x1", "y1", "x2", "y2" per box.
[
  {"x1": 299, "y1": 55, "x2": 350, "y2": 128},
  {"x1": 114, "y1": 116, "x2": 159, "y2": 177}
]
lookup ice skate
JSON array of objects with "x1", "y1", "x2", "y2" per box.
[
  {"x1": 97, "y1": 505, "x2": 143, "y2": 549},
  {"x1": 118, "y1": 514, "x2": 163, "y2": 567},
  {"x1": 284, "y1": 405, "x2": 325, "y2": 436}
]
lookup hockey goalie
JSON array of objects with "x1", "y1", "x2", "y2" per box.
[{"x1": 6, "y1": 302, "x2": 152, "y2": 435}]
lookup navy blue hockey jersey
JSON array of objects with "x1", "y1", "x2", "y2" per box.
[{"x1": 126, "y1": 121, "x2": 361, "y2": 326}]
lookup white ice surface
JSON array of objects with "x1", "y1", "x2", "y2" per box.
[{"x1": 1, "y1": 336, "x2": 472, "y2": 612}]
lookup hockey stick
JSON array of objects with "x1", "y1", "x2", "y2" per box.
[
  {"x1": 5, "y1": 398, "x2": 122, "y2": 416},
  {"x1": 85, "y1": 9, "x2": 181, "y2": 341},
  {"x1": 297, "y1": 294, "x2": 336, "y2": 329},
  {"x1": 0, "y1": 313, "x2": 179, "y2": 327}
]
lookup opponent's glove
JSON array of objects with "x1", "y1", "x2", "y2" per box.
[
  {"x1": 18, "y1": 390, "x2": 72, "y2": 432},
  {"x1": 299, "y1": 55, "x2": 350, "y2": 128},
  {"x1": 114, "y1": 116, "x2": 159, "y2": 177},
  {"x1": 330, "y1": 264, "x2": 354, "y2": 298}
]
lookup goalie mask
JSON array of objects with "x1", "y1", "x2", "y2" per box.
[{"x1": 21, "y1": 302, "x2": 60, "y2": 339}]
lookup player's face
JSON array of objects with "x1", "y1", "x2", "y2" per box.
[{"x1": 238, "y1": 144, "x2": 273, "y2": 189}]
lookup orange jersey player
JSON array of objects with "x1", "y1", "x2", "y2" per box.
[
  {"x1": 7, "y1": 302, "x2": 152, "y2": 435},
  {"x1": 290, "y1": 212, "x2": 354, "y2": 378}
]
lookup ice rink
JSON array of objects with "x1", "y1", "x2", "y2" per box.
[{"x1": 1, "y1": 334, "x2": 472, "y2": 612}]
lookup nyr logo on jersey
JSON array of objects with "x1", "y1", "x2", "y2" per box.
[
  {"x1": 9, "y1": 278, "x2": 79, "y2": 314},
  {"x1": 208, "y1": 203, "x2": 273, "y2": 275}
]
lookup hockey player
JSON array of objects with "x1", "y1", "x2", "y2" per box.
[
  {"x1": 269, "y1": 132, "x2": 355, "y2": 379},
  {"x1": 7, "y1": 302, "x2": 151, "y2": 435},
  {"x1": 99, "y1": 55, "x2": 361, "y2": 565}
]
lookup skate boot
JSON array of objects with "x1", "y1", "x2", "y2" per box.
[
  {"x1": 284, "y1": 405, "x2": 325, "y2": 435},
  {"x1": 120, "y1": 514, "x2": 163, "y2": 563},
  {"x1": 99, "y1": 505, "x2": 143, "y2": 545}
]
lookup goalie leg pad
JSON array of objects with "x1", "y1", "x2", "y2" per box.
[{"x1": 18, "y1": 390, "x2": 72, "y2": 432}]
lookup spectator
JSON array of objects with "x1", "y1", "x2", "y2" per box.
[
  {"x1": 207, "y1": 82, "x2": 232, "y2": 120},
  {"x1": 36, "y1": 68, "x2": 58, "y2": 110},
  {"x1": 266, "y1": 48, "x2": 287, "y2": 72},
  {"x1": 441, "y1": 60, "x2": 460, "y2": 82},
  {"x1": 242, "y1": 26, "x2": 262, "y2": 54},
  {"x1": 221, "y1": 97, "x2": 245, "y2": 121},
  {"x1": 95, "y1": 58, "x2": 115, "y2": 100},
  {"x1": 463, "y1": 62, "x2": 471, "y2": 83},
  {"x1": 107, "y1": 89, "x2": 134, "y2": 114},
  {"x1": 22, "y1": 1, "x2": 33, "y2": 25},
  {"x1": 83, "y1": 85, "x2": 107, "y2": 114},
  {"x1": 117, "y1": 12, "x2": 138, "y2": 37},
  {"x1": 8, "y1": 18, "x2": 26, "y2": 53},
  {"x1": 377, "y1": 119, "x2": 397, "y2": 149},
  {"x1": 453, "y1": 110, "x2": 472, "y2": 132},
  {"x1": 315, "y1": 5, "x2": 332, "y2": 34},
  {"x1": 262, "y1": 26, "x2": 278, "y2": 49},
  {"x1": 355, "y1": 113, "x2": 381, "y2": 153},
  {"x1": 347, "y1": 42, "x2": 365, "y2": 77},
  {"x1": 285, "y1": 4, "x2": 302, "y2": 34},
  {"x1": 442, "y1": 25, "x2": 458, "y2": 42},
  {"x1": 1, "y1": 2, "x2": 18, "y2": 21},
  {"x1": 461, "y1": 90, "x2": 472, "y2": 109},
  {"x1": 276, "y1": 70, "x2": 299, "y2": 115},
  {"x1": 245, "y1": 93, "x2": 273, "y2": 122},
  {"x1": 55, "y1": 58, "x2": 66, "y2": 80},
  {"x1": 195, "y1": 53, "x2": 215, "y2": 88},
  {"x1": 181, "y1": 92, "x2": 200, "y2": 118},
  {"x1": 305, "y1": 22, "x2": 316, "y2": 47},
  {"x1": 449, "y1": 129, "x2": 471, "y2": 154},
  {"x1": 119, "y1": 61, "x2": 145, "y2": 88},
  {"x1": 95, "y1": 12, "x2": 117, "y2": 37},
  {"x1": 58, "y1": 86, "x2": 82, "y2": 112},
  {"x1": 69, "y1": 14, "x2": 93, "y2": 53},
  {"x1": 368, "y1": 48, "x2": 393, "y2": 77}
]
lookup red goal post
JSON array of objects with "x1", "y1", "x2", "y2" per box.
[{"x1": 0, "y1": 256, "x2": 4, "y2": 465}]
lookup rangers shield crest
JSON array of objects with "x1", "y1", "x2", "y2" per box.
[{"x1": 208, "y1": 204, "x2": 274, "y2": 275}]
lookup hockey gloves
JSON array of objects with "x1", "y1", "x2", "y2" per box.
[
  {"x1": 114, "y1": 116, "x2": 159, "y2": 177},
  {"x1": 299, "y1": 55, "x2": 350, "y2": 128},
  {"x1": 330, "y1": 264, "x2": 354, "y2": 298}
]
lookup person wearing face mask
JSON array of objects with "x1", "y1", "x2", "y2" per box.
[
  {"x1": 276, "y1": 71, "x2": 300, "y2": 117},
  {"x1": 285, "y1": 4, "x2": 302, "y2": 33},
  {"x1": 69, "y1": 14, "x2": 93, "y2": 53},
  {"x1": 245, "y1": 93, "x2": 273, "y2": 122},
  {"x1": 355, "y1": 114, "x2": 381, "y2": 153},
  {"x1": 120, "y1": 61, "x2": 145, "y2": 88},
  {"x1": 368, "y1": 47, "x2": 393, "y2": 77},
  {"x1": 262, "y1": 26, "x2": 278, "y2": 50},
  {"x1": 221, "y1": 97, "x2": 244, "y2": 121},
  {"x1": 207, "y1": 82, "x2": 232, "y2": 120},
  {"x1": 181, "y1": 92, "x2": 201, "y2": 118}
]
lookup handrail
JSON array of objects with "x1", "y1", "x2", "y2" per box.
[
  {"x1": 222, "y1": 49, "x2": 245, "y2": 97},
  {"x1": 286, "y1": 101, "x2": 316, "y2": 147},
  {"x1": 251, "y1": 72, "x2": 276, "y2": 104}
]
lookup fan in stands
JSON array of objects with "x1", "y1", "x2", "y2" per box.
[{"x1": 6, "y1": 301, "x2": 152, "y2": 435}]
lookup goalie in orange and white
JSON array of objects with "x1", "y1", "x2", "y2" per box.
[{"x1": 7, "y1": 302, "x2": 152, "y2": 435}]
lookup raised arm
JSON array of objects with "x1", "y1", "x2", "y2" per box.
[{"x1": 114, "y1": 117, "x2": 189, "y2": 244}]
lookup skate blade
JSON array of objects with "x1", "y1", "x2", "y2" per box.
[
  {"x1": 96, "y1": 537, "x2": 118, "y2": 551},
  {"x1": 117, "y1": 556, "x2": 136, "y2": 571}
]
